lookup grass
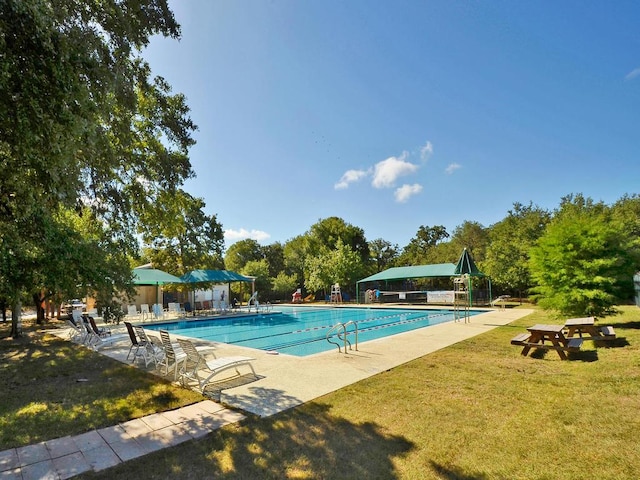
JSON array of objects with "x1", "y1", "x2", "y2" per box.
[
  {"x1": 2, "y1": 306, "x2": 640, "y2": 479},
  {"x1": 0, "y1": 319, "x2": 203, "y2": 449}
]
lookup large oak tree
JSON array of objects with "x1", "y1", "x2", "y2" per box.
[{"x1": 0, "y1": 0, "x2": 196, "y2": 336}]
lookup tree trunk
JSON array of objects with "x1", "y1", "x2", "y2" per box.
[
  {"x1": 10, "y1": 299, "x2": 22, "y2": 338},
  {"x1": 33, "y1": 291, "x2": 46, "y2": 325}
]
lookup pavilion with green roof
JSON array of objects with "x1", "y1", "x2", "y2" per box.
[{"x1": 356, "y1": 248, "x2": 492, "y2": 306}]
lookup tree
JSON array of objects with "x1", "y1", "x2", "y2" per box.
[
  {"x1": 304, "y1": 239, "x2": 367, "y2": 295},
  {"x1": 262, "y1": 242, "x2": 286, "y2": 278},
  {"x1": 272, "y1": 272, "x2": 299, "y2": 302},
  {"x1": 282, "y1": 235, "x2": 309, "y2": 287},
  {"x1": 482, "y1": 202, "x2": 550, "y2": 297},
  {"x1": 448, "y1": 221, "x2": 489, "y2": 263},
  {"x1": 397, "y1": 225, "x2": 449, "y2": 265},
  {"x1": 369, "y1": 238, "x2": 399, "y2": 273},
  {"x1": 529, "y1": 195, "x2": 635, "y2": 317},
  {"x1": 0, "y1": 0, "x2": 195, "y2": 336},
  {"x1": 224, "y1": 239, "x2": 263, "y2": 274},
  {"x1": 140, "y1": 189, "x2": 224, "y2": 275},
  {"x1": 241, "y1": 259, "x2": 271, "y2": 301},
  {"x1": 307, "y1": 217, "x2": 370, "y2": 263}
]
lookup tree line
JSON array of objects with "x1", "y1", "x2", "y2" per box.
[
  {"x1": 2, "y1": 1, "x2": 638, "y2": 338},
  {"x1": 221, "y1": 195, "x2": 640, "y2": 321}
]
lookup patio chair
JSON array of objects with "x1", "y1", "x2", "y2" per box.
[
  {"x1": 152, "y1": 303, "x2": 165, "y2": 320},
  {"x1": 140, "y1": 303, "x2": 150, "y2": 321},
  {"x1": 158, "y1": 329, "x2": 187, "y2": 380},
  {"x1": 124, "y1": 321, "x2": 146, "y2": 363},
  {"x1": 177, "y1": 338, "x2": 256, "y2": 393},
  {"x1": 66, "y1": 319, "x2": 85, "y2": 343},
  {"x1": 133, "y1": 326, "x2": 164, "y2": 367},
  {"x1": 126, "y1": 304, "x2": 139, "y2": 319},
  {"x1": 87, "y1": 315, "x2": 110, "y2": 337},
  {"x1": 85, "y1": 316, "x2": 128, "y2": 349}
]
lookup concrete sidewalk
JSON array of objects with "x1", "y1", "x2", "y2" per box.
[
  {"x1": 1, "y1": 307, "x2": 533, "y2": 478},
  {"x1": 0, "y1": 400, "x2": 244, "y2": 479}
]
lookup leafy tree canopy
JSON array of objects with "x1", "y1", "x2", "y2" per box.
[
  {"x1": 140, "y1": 189, "x2": 224, "y2": 275},
  {"x1": 224, "y1": 239, "x2": 263, "y2": 274},
  {"x1": 482, "y1": 202, "x2": 550, "y2": 295},
  {"x1": 0, "y1": 0, "x2": 195, "y2": 335},
  {"x1": 529, "y1": 195, "x2": 636, "y2": 318}
]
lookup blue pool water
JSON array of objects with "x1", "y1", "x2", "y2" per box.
[{"x1": 145, "y1": 306, "x2": 482, "y2": 357}]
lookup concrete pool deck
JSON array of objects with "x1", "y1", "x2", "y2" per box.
[{"x1": 98, "y1": 306, "x2": 533, "y2": 417}]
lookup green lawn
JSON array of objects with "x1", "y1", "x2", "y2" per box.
[{"x1": 2, "y1": 306, "x2": 640, "y2": 479}]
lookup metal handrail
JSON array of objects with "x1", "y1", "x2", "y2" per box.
[
  {"x1": 326, "y1": 321, "x2": 359, "y2": 353},
  {"x1": 341, "y1": 320, "x2": 359, "y2": 351}
]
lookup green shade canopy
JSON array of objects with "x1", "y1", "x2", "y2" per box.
[
  {"x1": 357, "y1": 263, "x2": 457, "y2": 284},
  {"x1": 180, "y1": 269, "x2": 252, "y2": 284},
  {"x1": 132, "y1": 267, "x2": 183, "y2": 285}
]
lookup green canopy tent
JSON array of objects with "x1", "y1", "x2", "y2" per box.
[
  {"x1": 180, "y1": 270, "x2": 252, "y2": 283},
  {"x1": 133, "y1": 267, "x2": 183, "y2": 285},
  {"x1": 132, "y1": 266, "x2": 183, "y2": 313},
  {"x1": 357, "y1": 263, "x2": 457, "y2": 303},
  {"x1": 356, "y1": 248, "x2": 491, "y2": 305},
  {"x1": 180, "y1": 270, "x2": 254, "y2": 312}
]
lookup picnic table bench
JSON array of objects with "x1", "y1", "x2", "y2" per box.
[
  {"x1": 564, "y1": 317, "x2": 616, "y2": 341},
  {"x1": 513, "y1": 324, "x2": 583, "y2": 360}
]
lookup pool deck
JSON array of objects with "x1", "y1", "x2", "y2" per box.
[{"x1": 95, "y1": 306, "x2": 533, "y2": 417}]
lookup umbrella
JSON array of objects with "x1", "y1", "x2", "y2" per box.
[{"x1": 454, "y1": 248, "x2": 483, "y2": 276}]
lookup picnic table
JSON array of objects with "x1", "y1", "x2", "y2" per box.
[
  {"x1": 511, "y1": 324, "x2": 583, "y2": 360},
  {"x1": 564, "y1": 317, "x2": 616, "y2": 341}
]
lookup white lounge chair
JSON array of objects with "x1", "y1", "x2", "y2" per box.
[
  {"x1": 152, "y1": 303, "x2": 165, "y2": 320},
  {"x1": 85, "y1": 316, "x2": 128, "y2": 350},
  {"x1": 133, "y1": 326, "x2": 164, "y2": 367},
  {"x1": 158, "y1": 329, "x2": 187, "y2": 380},
  {"x1": 140, "y1": 304, "x2": 150, "y2": 321},
  {"x1": 167, "y1": 302, "x2": 186, "y2": 318},
  {"x1": 177, "y1": 338, "x2": 256, "y2": 393},
  {"x1": 66, "y1": 318, "x2": 85, "y2": 343},
  {"x1": 125, "y1": 304, "x2": 140, "y2": 321}
]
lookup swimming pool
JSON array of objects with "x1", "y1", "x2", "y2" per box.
[{"x1": 145, "y1": 306, "x2": 482, "y2": 357}]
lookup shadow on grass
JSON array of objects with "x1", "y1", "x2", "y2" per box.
[
  {"x1": 431, "y1": 460, "x2": 489, "y2": 480},
  {"x1": 613, "y1": 320, "x2": 640, "y2": 330},
  {"x1": 85, "y1": 402, "x2": 416, "y2": 479},
  {"x1": 594, "y1": 337, "x2": 630, "y2": 349},
  {"x1": 0, "y1": 331, "x2": 198, "y2": 449},
  {"x1": 528, "y1": 348, "x2": 599, "y2": 362}
]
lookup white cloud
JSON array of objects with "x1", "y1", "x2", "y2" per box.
[
  {"x1": 372, "y1": 153, "x2": 418, "y2": 188},
  {"x1": 394, "y1": 183, "x2": 423, "y2": 203},
  {"x1": 445, "y1": 163, "x2": 461, "y2": 174},
  {"x1": 420, "y1": 141, "x2": 433, "y2": 162},
  {"x1": 334, "y1": 168, "x2": 370, "y2": 189},
  {"x1": 625, "y1": 67, "x2": 640, "y2": 80},
  {"x1": 224, "y1": 228, "x2": 271, "y2": 243}
]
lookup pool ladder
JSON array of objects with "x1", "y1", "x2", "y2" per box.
[{"x1": 326, "y1": 321, "x2": 359, "y2": 353}]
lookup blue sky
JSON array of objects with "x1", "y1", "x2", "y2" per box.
[{"x1": 143, "y1": 0, "x2": 640, "y2": 249}]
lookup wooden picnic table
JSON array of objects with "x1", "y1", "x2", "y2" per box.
[
  {"x1": 564, "y1": 317, "x2": 616, "y2": 341},
  {"x1": 519, "y1": 324, "x2": 583, "y2": 360}
]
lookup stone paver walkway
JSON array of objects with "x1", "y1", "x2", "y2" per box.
[{"x1": 0, "y1": 400, "x2": 243, "y2": 479}]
